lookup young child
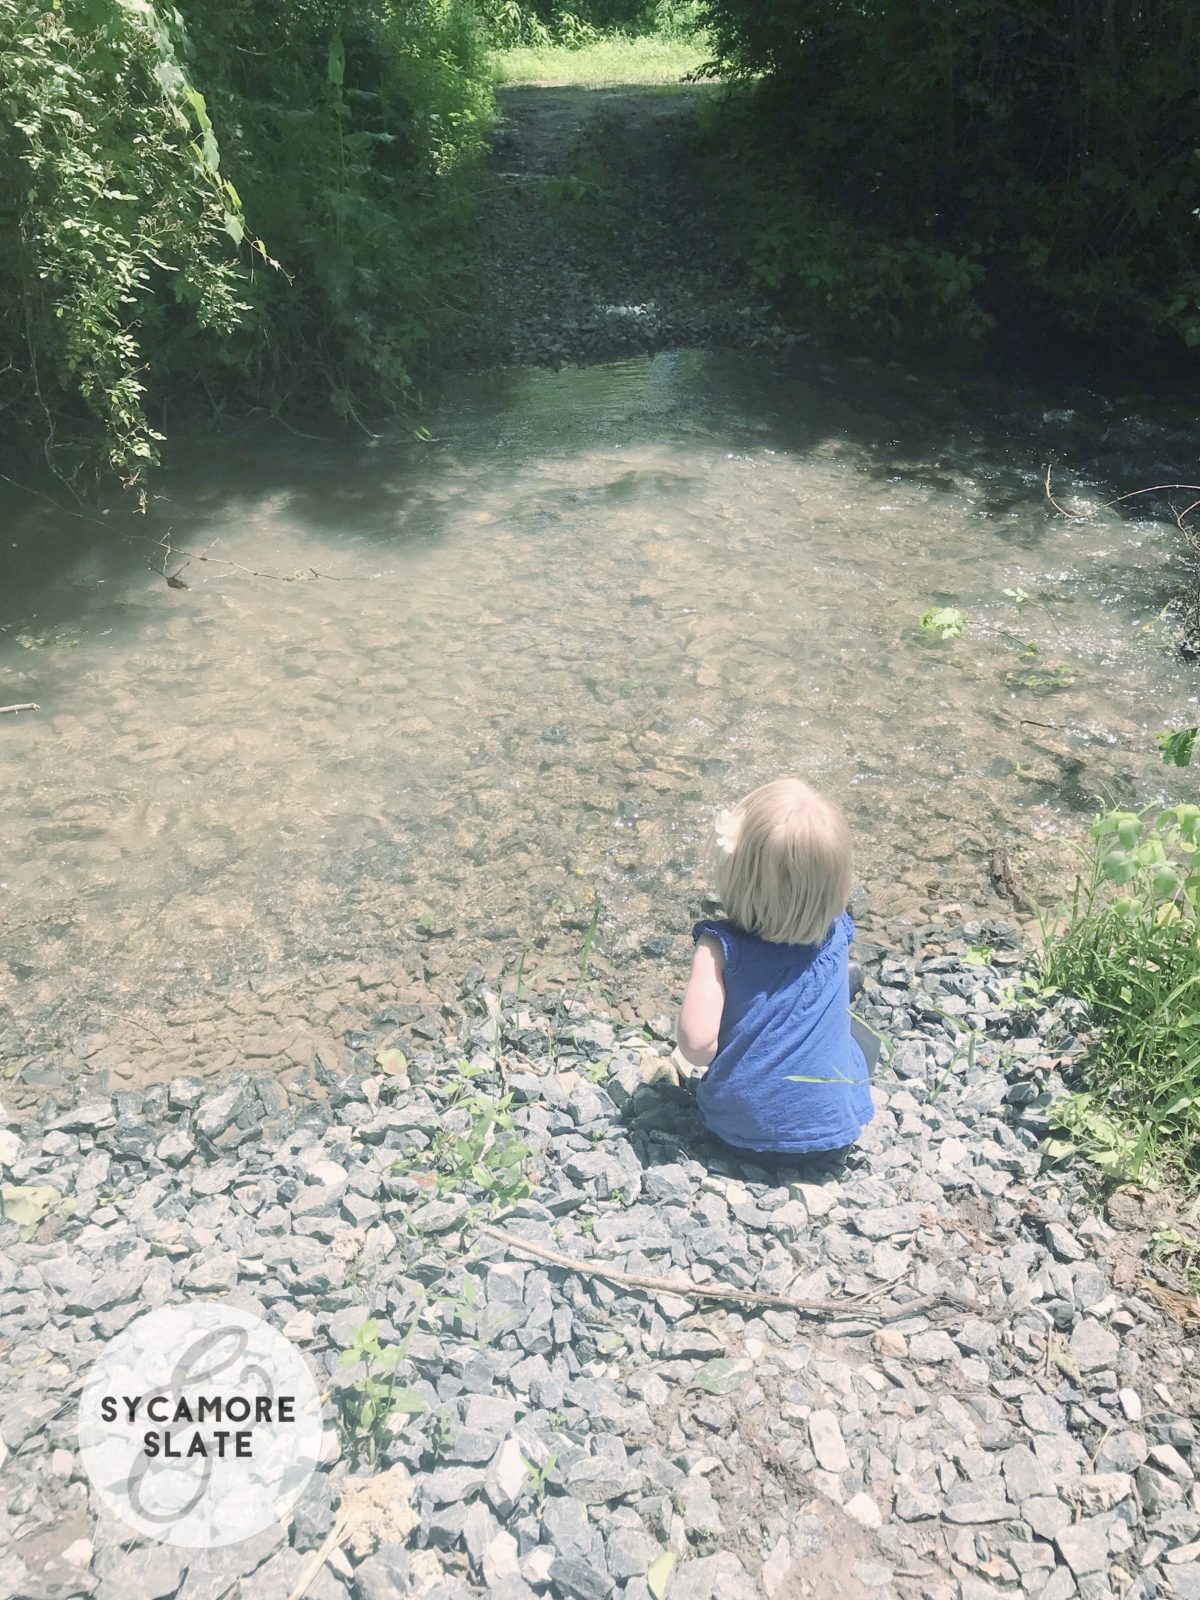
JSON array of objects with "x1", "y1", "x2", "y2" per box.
[{"x1": 676, "y1": 777, "x2": 877, "y2": 1158}]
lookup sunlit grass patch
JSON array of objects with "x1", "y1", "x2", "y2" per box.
[
  {"x1": 490, "y1": 33, "x2": 711, "y2": 86},
  {"x1": 1040, "y1": 802, "x2": 1200, "y2": 1186}
]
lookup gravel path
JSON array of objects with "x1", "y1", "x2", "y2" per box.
[
  {"x1": 3, "y1": 928, "x2": 1198, "y2": 1600},
  {"x1": 452, "y1": 85, "x2": 799, "y2": 369}
]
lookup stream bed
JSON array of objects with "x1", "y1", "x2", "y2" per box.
[{"x1": 1, "y1": 348, "x2": 1196, "y2": 1077}]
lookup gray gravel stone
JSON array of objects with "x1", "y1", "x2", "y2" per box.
[
  {"x1": 853, "y1": 1203, "x2": 925, "y2": 1239},
  {"x1": 351, "y1": 1544, "x2": 416, "y2": 1600},
  {"x1": 542, "y1": 1495, "x2": 602, "y2": 1565},
  {"x1": 677, "y1": 1475, "x2": 723, "y2": 1537},
  {"x1": 674, "y1": 1552, "x2": 758, "y2": 1600},
  {"x1": 546, "y1": 1556, "x2": 610, "y2": 1600},
  {"x1": 1069, "y1": 1318, "x2": 1120, "y2": 1373},
  {"x1": 1165, "y1": 1566, "x2": 1200, "y2": 1600},
  {"x1": 808, "y1": 1408, "x2": 850, "y2": 1473},
  {"x1": 1056, "y1": 1518, "x2": 1111, "y2": 1576},
  {"x1": 95, "y1": 1545, "x2": 188, "y2": 1600}
]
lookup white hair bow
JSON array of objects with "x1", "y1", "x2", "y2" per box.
[{"x1": 714, "y1": 807, "x2": 741, "y2": 856}]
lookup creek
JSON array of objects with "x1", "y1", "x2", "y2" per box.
[{"x1": 1, "y1": 349, "x2": 1195, "y2": 1074}]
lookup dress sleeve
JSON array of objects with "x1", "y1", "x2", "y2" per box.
[
  {"x1": 693, "y1": 919, "x2": 736, "y2": 973},
  {"x1": 840, "y1": 911, "x2": 855, "y2": 943}
]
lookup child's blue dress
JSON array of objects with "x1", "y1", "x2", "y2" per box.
[{"x1": 692, "y1": 912, "x2": 874, "y2": 1155}]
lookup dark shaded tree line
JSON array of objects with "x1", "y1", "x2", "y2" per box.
[
  {"x1": 0, "y1": 0, "x2": 491, "y2": 488},
  {"x1": 698, "y1": 0, "x2": 1200, "y2": 355}
]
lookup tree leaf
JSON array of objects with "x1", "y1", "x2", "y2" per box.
[
  {"x1": 1157, "y1": 727, "x2": 1198, "y2": 767},
  {"x1": 692, "y1": 1356, "x2": 753, "y2": 1395},
  {"x1": 919, "y1": 606, "x2": 966, "y2": 640},
  {"x1": 387, "y1": 1389, "x2": 426, "y2": 1418},
  {"x1": 647, "y1": 1551, "x2": 675, "y2": 1599},
  {"x1": 375, "y1": 1048, "x2": 408, "y2": 1076},
  {"x1": 0, "y1": 1183, "x2": 58, "y2": 1232},
  {"x1": 327, "y1": 33, "x2": 346, "y2": 88}
]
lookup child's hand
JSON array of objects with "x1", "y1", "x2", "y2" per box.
[
  {"x1": 670, "y1": 1045, "x2": 703, "y2": 1083},
  {"x1": 639, "y1": 1046, "x2": 703, "y2": 1088}
]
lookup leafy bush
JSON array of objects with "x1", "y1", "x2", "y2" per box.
[
  {"x1": 185, "y1": 0, "x2": 493, "y2": 422},
  {"x1": 1042, "y1": 804, "x2": 1200, "y2": 1181},
  {"x1": 0, "y1": 0, "x2": 493, "y2": 485},
  {"x1": 709, "y1": 134, "x2": 991, "y2": 343},
  {"x1": 697, "y1": 0, "x2": 1200, "y2": 356},
  {"x1": 0, "y1": 0, "x2": 248, "y2": 484}
]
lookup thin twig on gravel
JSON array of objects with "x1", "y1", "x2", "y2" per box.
[
  {"x1": 478, "y1": 1223, "x2": 952, "y2": 1323},
  {"x1": 0, "y1": 703, "x2": 37, "y2": 714}
]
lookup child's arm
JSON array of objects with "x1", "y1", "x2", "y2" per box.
[{"x1": 676, "y1": 935, "x2": 726, "y2": 1067}]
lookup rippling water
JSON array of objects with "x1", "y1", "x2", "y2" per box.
[{"x1": 2, "y1": 349, "x2": 1196, "y2": 1063}]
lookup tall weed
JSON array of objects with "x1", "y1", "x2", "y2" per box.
[{"x1": 1042, "y1": 803, "x2": 1200, "y2": 1182}]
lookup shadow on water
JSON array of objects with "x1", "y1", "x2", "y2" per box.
[
  {"x1": 2, "y1": 344, "x2": 1197, "y2": 1059},
  {"x1": 4, "y1": 347, "x2": 1197, "y2": 632}
]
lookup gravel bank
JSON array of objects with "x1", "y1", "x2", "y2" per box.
[{"x1": 2, "y1": 926, "x2": 1198, "y2": 1600}]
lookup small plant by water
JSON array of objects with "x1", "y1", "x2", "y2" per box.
[
  {"x1": 1041, "y1": 803, "x2": 1200, "y2": 1183},
  {"x1": 425, "y1": 1064, "x2": 536, "y2": 1211},
  {"x1": 920, "y1": 606, "x2": 967, "y2": 640},
  {"x1": 335, "y1": 1312, "x2": 427, "y2": 1468},
  {"x1": 1159, "y1": 727, "x2": 1199, "y2": 768}
]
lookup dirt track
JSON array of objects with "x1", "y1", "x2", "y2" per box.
[{"x1": 455, "y1": 84, "x2": 799, "y2": 368}]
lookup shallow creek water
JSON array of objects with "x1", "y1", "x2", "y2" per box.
[{"x1": 2, "y1": 349, "x2": 1197, "y2": 1072}]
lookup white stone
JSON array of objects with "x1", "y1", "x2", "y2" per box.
[
  {"x1": 761, "y1": 1536, "x2": 793, "y2": 1599},
  {"x1": 484, "y1": 1436, "x2": 528, "y2": 1517},
  {"x1": 483, "y1": 1531, "x2": 520, "y2": 1587},
  {"x1": 1119, "y1": 1388, "x2": 1143, "y2": 1422},
  {"x1": 521, "y1": 1548, "x2": 555, "y2": 1585},
  {"x1": 844, "y1": 1493, "x2": 882, "y2": 1530},
  {"x1": 809, "y1": 1409, "x2": 850, "y2": 1474},
  {"x1": 795, "y1": 1181, "x2": 840, "y2": 1218}
]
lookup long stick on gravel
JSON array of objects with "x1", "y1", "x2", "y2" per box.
[
  {"x1": 478, "y1": 1224, "x2": 941, "y2": 1323},
  {"x1": 0, "y1": 702, "x2": 37, "y2": 715}
]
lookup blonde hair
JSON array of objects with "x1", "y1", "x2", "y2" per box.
[{"x1": 713, "y1": 778, "x2": 853, "y2": 946}]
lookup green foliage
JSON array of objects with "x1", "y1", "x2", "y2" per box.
[
  {"x1": 698, "y1": 1, "x2": 1200, "y2": 356},
  {"x1": 0, "y1": 0, "x2": 248, "y2": 484},
  {"x1": 1043, "y1": 1093, "x2": 1145, "y2": 1185},
  {"x1": 430, "y1": 1091, "x2": 536, "y2": 1208},
  {"x1": 1159, "y1": 727, "x2": 1199, "y2": 768},
  {"x1": 406, "y1": 1061, "x2": 537, "y2": 1211},
  {"x1": 479, "y1": 0, "x2": 698, "y2": 46},
  {"x1": 335, "y1": 1310, "x2": 427, "y2": 1467},
  {"x1": 720, "y1": 159, "x2": 990, "y2": 343},
  {"x1": 647, "y1": 1551, "x2": 676, "y2": 1599},
  {"x1": 0, "y1": 1181, "x2": 74, "y2": 1239},
  {"x1": 1042, "y1": 804, "x2": 1200, "y2": 1181},
  {"x1": 523, "y1": 1448, "x2": 557, "y2": 1504},
  {"x1": 0, "y1": 0, "x2": 493, "y2": 484},
  {"x1": 181, "y1": 0, "x2": 492, "y2": 423},
  {"x1": 920, "y1": 606, "x2": 966, "y2": 640}
]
